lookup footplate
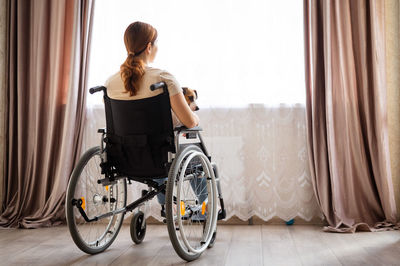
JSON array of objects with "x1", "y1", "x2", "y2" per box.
[{"x1": 71, "y1": 198, "x2": 98, "y2": 223}]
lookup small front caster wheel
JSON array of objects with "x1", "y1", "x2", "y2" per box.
[{"x1": 130, "y1": 211, "x2": 146, "y2": 244}]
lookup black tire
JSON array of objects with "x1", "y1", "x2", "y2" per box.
[
  {"x1": 208, "y1": 231, "x2": 217, "y2": 248},
  {"x1": 130, "y1": 211, "x2": 146, "y2": 244},
  {"x1": 66, "y1": 146, "x2": 127, "y2": 254},
  {"x1": 202, "y1": 220, "x2": 217, "y2": 249},
  {"x1": 165, "y1": 145, "x2": 218, "y2": 261}
]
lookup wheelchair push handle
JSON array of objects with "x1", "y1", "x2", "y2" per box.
[
  {"x1": 89, "y1": 86, "x2": 106, "y2": 94},
  {"x1": 89, "y1": 83, "x2": 165, "y2": 95},
  {"x1": 150, "y1": 81, "x2": 167, "y2": 91}
]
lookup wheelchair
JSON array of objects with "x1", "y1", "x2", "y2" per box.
[{"x1": 65, "y1": 82, "x2": 226, "y2": 261}]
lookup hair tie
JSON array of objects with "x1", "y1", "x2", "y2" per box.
[{"x1": 128, "y1": 52, "x2": 135, "y2": 56}]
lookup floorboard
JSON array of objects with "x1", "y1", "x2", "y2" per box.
[{"x1": 1, "y1": 224, "x2": 400, "y2": 265}]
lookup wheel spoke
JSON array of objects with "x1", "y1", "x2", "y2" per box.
[{"x1": 66, "y1": 147, "x2": 127, "y2": 254}]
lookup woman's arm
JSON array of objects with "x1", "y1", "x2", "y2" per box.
[{"x1": 170, "y1": 92, "x2": 199, "y2": 128}]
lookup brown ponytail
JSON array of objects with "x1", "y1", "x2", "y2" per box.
[{"x1": 120, "y1": 22, "x2": 158, "y2": 96}]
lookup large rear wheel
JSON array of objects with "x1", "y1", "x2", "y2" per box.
[
  {"x1": 66, "y1": 146, "x2": 127, "y2": 254},
  {"x1": 165, "y1": 145, "x2": 218, "y2": 261}
]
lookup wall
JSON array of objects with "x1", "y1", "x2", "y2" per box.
[
  {"x1": 0, "y1": 0, "x2": 7, "y2": 214},
  {"x1": 386, "y1": 0, "x2": 400, "y2": 220}
]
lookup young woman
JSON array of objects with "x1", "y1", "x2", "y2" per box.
[
  {"x1": 105, "y1": 21, "x2": 206, "y2": 216},
  {"x1": 105, "y1": 21, "x2": 199, "y2": 128}
]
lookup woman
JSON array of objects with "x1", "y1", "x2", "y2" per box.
[
  {"x1": 105, "y1": 21, "x2": 206, "y2": 217},
  {"x1": 105, "y1": 21, "x2": 199, "y2": 128}
]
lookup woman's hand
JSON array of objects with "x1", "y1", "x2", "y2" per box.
[{"x1": 170, "y1": 92, "x2": 199, "y2": 128}]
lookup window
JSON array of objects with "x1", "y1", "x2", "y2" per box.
[{"x1": 88, "y1": 0, "x2": 305, "y2": 107}]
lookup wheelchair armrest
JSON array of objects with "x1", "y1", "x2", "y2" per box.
[{"x1": 174, "y1": 126, "x2": 203, "y2": 132}]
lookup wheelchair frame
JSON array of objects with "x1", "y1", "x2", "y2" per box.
[{"x1": 66, "y1": 82, "x2": 226, "y2": 262}]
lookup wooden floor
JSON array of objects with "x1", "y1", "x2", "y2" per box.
[{"x1": 1, "y1": 224, "x2": 400, "y2": 266}]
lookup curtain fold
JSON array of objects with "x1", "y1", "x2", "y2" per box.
[
  {"x1": 0, "y1": 0, "x2": 95, "y2": 228},
  {"x1": 0, "y1": 0, "x2": 7, "y2": 214},
  {"x1": 386, "y1": 0, "x2": 400, "y2": 222},
  {"x1": 304, "y1": 0, "x2": 397, "y2": 232}
]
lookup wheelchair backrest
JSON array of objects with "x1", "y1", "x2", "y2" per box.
[{"x1": 103, "y1": 88, "x2": 175, "y2": 178}]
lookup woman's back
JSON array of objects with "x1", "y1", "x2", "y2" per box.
[
  {"x1": 106, "y1": 67, "x2": 182, "y2": 101},
  {"x1": 105, "y1": 67, "x2": 184, "y2": 127}
]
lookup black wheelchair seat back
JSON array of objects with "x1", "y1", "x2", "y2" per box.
[{"x1": 103, "y1": 89, "x2": 175, "y2": 178}]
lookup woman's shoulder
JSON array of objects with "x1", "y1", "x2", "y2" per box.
[
  {"x1": 145, "y1": 66, "x2": 174, "y2": 77},
  {"x1": 104, "y1": 71, "x2": 121, "y2": 86},
  {"x1": 145, "y1": 67, "x2": 182, "y2": 96}
]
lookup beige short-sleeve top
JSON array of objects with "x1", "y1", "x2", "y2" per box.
[
  {"x1": 104, "y1": 67, "x2": 183, "y2": 127},
  {"x1": 105, "y1": 67, "x2": 182, "y2": 100}
]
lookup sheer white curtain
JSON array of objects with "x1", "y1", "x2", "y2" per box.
[{"x1": 84, "y1": 0, "x2": 323, "y2": 222}]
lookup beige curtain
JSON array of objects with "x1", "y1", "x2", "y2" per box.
[
  {"x1": 0, "y1": 0, "x2": 94, "y2": 228},
  {"x1": 304, "y1": 0, "x2": 397, "y2": 232},
  {"x1": 0, "y1": 0, "x2": 7, "y2": 214},
  {"x1": 386, "y1": 0, "x2": 400, "y2": 221}
]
